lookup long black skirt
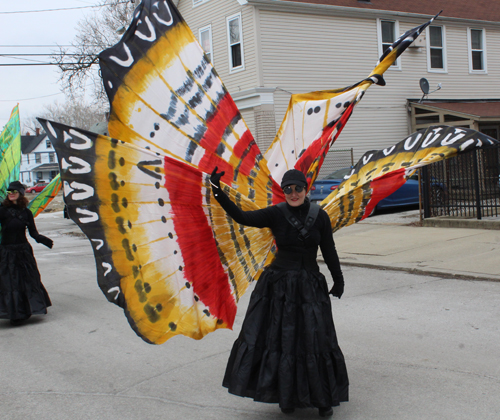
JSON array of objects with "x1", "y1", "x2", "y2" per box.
[
  {"x1": 0, "y1": 243, "x2": 51, "y2": 321},
  {"x1": 223, "y1": 268, "x2": 348, "y2": 409}
]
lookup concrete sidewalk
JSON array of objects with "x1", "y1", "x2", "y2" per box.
[{"x1": 331, "y1": 210, "x2": 500, "y2": 282}]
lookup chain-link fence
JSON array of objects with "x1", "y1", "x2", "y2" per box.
[
  {"x1": 318, "y1": 148, "x2": 354, "y2": 178},
  {"x1": 421, "y1": 144, "x2": 500, "y2": 219}
]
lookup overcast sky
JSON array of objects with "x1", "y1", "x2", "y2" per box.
[{"x1": 0, "y1": 0, "x2": 107, "y2": 130}]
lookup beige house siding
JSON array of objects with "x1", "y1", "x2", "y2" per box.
[
  {"x1": 177, "y1": 1, "x2": 500, "y2": 163},
  {"x1": 257, "y1": 8, "x2": 500, "y2": 161},
  {"x1": 177, "y1": 0, "x2": 259, "y2": 94}
]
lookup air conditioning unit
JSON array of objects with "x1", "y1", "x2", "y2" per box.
[{"x1": 409, "y1": 35, "x2": 426, "y2": 48}]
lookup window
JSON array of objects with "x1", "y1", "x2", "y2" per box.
[
  {"x1": 227, "y1": 13, "x2": 244, "y2": 72},
  {"x1": 49, "y1": 153, "x2": 55, "y2": 163},
  {"x1": 50, "y1": 170, "x2": 58, "y2": 179},
  {"x1": 427, "y1": 25, "x2": 446, "y2": 72},
  {"x1": 468, "y1": 28, "x2": 487, "y2": 72},
  {"x1": 37, "y1": 172, "x2": 43, "y2": 180},
  {"x1": 199, "y1": 25, "x2": 213, "y2": 63},
  {"x1": 35, "y1": 153, "x2": 41, "y2": 163},
  {"x1": 46, "y1": 140, "x2": 51, "y2": 148},
  {"x1": 378, "y1": 19, "x2": 400, "y2": 69}
]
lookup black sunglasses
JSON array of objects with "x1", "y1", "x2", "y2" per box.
[
  {"x1": 282, "y1": 185, "x2": 305, "y2": 195},
  {"x1": 7, "y1": 190, "x2": 19, "y2": 194}
]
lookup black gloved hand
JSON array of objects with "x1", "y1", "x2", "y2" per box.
[
  {"x1": 210, "y1": 167, "x2": 225, "y2": 190},
  {"x1": 37, "y1": 235, "x2": 53, "y2": 249},
  {"x1": 329, "y1": 278, "x2": 344, "y2": 299}
]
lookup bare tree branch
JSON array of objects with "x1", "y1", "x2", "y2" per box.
[
  {"x1": 51, "y1": 0, "x2": 135, "y2": 107},
  {"x1": 22, "y1": 100, "x2": 107, "y2": 134}
]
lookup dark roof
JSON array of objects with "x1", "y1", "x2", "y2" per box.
[
  {"x1": 418, "y1": 101, "x2": 500, "y2": 119},
  {"x1": 21, "y1": 134, "x2": 45, "y2": 154},
  {"x1": 31, "y1": 163, "x2": 59, "y2": 171},
  {"x1": 282, "y1": 0, "x2": 500, "y2": 22}
]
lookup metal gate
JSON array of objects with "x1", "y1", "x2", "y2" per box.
[{"x1": 421, "y1": 144, "x2": 500, "y2": 219}]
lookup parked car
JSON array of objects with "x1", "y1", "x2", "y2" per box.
[
  {"x1": 26, "y1": 182, "x2": 48, "y2": 193},
  {"x1": 309, "y1": 167, "x2": 445, "y2": 214}
]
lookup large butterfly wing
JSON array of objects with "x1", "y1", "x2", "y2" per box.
[
  {"x1": 39, "y1": 118, "x2": 274, "y2": 344},
  {"x1": 264, "y1": 13, "x2": 441, "y2": 187},
  {"x1": 0, "y1": 105, "x2": 21, "y2": 196},
  {"x1": 27, "y1": 174, "x2": 62, "y2": 218},
  {"x1": 321, "y1": 126, "x2": 500, "y2": 232},
  {"x1": 99, "y1": 0, "x2": 282, "y2": 206}
]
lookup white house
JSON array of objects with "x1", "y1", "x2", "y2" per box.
[{"x1": 20, "y1": 132, "x2": 59, "y2": 186}]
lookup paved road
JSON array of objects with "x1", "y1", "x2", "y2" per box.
[{"x1": 1, "y1": 212, "x2": 499, "y2": 420}]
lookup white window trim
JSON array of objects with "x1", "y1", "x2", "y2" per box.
[
  {"x1": 426, "y1": 25, "x2": 447, "y2": 73},
  {"x1": 192, "y1": 0, "x2": 210, "y2": 8},
  {"x1": 199, "y1": 24, "x2": 213, "y2": 65},
  {"x1": 226, "y1": 12, "x2": 245, "y2": 74},
  {"x1": 467, "y1": 27, "x2": 487, "y2": 74},
  {"x1": 377, "y1": 18, "x2": 401, "y2": 70}
]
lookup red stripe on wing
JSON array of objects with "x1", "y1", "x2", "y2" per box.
[
  {"x1": 164, "y1": 157, "x2": 237, "y2": 327},
  {"x1": 295, "y1": 104, "x2": 354, "y2": 184},
  {"x1": 362, "y1": 168, "x2": 407, "y2": 220},
  {"x1": 198, "y1": 94, "x2": 261, "y2": 179}
]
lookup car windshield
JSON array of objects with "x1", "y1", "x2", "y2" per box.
[{"x1": 324, "y1": 168, "x2": 352, "y2": 180}]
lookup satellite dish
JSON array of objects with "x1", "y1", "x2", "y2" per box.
[{"x1": 420, "y1": 78, "x2": 430, "y2": 94}]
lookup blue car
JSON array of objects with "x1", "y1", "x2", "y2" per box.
[{"x1": 309, "y1": 167, "x2": 445, "y2": 214}]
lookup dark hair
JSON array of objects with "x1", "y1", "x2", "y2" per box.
[{"x1": 2, "y1": 195, "x2": 29, "y2": 209}]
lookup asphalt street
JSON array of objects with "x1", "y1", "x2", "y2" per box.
[{"x1": 1, "y1": 211, "x2": 499, "y2": 420}]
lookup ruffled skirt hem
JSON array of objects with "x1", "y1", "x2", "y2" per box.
[{"x1": 222, "y1": 268, "x2": 348, "y2": 409}]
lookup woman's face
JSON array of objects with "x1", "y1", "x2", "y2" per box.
[
  {"x1": 7, "y1": 191, "x2": 20, "y2": 203},
  {"x1": 283, "y1": 184, "x2": 307, "y2": 207}
]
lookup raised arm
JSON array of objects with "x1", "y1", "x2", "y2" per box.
[{"x1": 210, "y1": 167, "x2": 273, "y2": 229}]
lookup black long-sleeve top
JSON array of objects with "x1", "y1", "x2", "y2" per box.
[
  {"x1": 213, "y1": 189, "x2": 344, "y2": 283},
  {"x1": 0, "y1": 205, "x2": 45, "y2": 246}
]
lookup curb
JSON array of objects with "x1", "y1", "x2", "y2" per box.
[
  {"x1": 422, "y1": 217, "x2": 500, "y2": 230},
  {"x1": 337, "y1": 260, "x2": 500, "y2": 283}
]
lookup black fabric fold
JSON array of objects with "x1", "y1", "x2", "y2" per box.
[{"x1": 223, "y1": 268, "x2": 348, "y2": 409}]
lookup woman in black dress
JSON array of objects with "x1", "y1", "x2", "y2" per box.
[
  {"x1": 211, "y1": 168, "x2": 348, "y2": 417},
  {"x1": 0, "y1": 181, "x2": 53, "y2": 326}
]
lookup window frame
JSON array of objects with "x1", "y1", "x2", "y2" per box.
[
  {"x1": 226, "y1": 12, "x2": 245, "y2": 73},
  {"x1": 467, "y1": 27, "x2": 487, "y2": 74},
  {"x1": 199, "y1": 24, "x2": 213, "y2": 64},
  {"x1": 35, "y1": 153, "x2": 41, "y2": 164},
  {"x1": 377, "y1": 18, "x2": 401, "y2": 70},
  {"x1": 46, "y1": 140, "x2": 51, "y2": 148},
  {"x1": 192, "y1": 0, "x2": 210, "y2": 8},
  {"x1": 427, "y1": 25, "x2": 447, "y2": 73}
]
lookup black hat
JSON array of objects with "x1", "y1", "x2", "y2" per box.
[
  {"x1": 7, "y1": 181, "x2": 25, "y2": 196},
  {"x1": 281, "y1": 169, "x2": 307, "y2": 189}
]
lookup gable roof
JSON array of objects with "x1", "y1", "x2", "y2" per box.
[
  {"x1": 21, "y1": 134, "x2": 45, "y2": 154},
  {"x1": 279, "y1": 0, "x2": 500, "y2": 22}
]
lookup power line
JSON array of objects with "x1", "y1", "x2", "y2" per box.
[
  {"x1": 1, "y1": 54, "x2": 82, "y2": 57},
  {"x1": 0, "y1": 63, "x2": 96, "y2": 67},
  {"x1": 0, "y1": 2, "x2": 130, "y2": 14},
  {"x1": 0, "y1": 92, "x2": 64, "y2": 103}
]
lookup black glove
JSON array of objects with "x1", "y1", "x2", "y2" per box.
[
  {"x1": 210, "y1": 167, "x2": 225, "y2": 191},
  {"x1": 37, "y1": 235, "x2": 53, "y2": 249},
  {"x1": 329, "y1": 278, "x2": 344, "y2": 299}
]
